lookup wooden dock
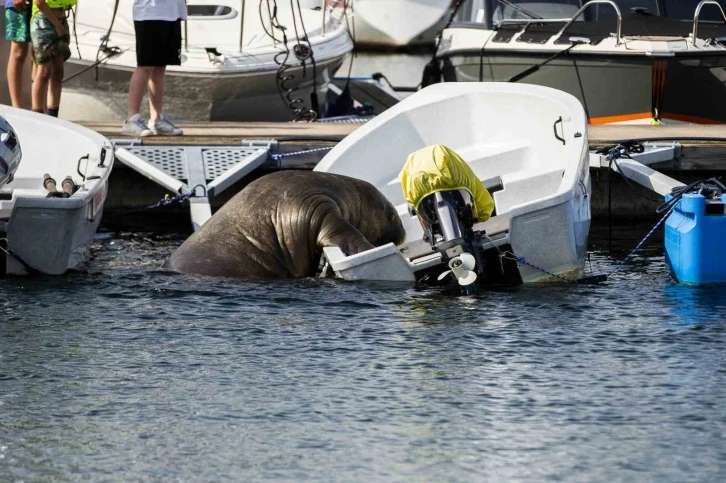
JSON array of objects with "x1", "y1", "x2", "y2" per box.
[
  {"x1": 81, "y1": 121, "x2": 360, "y2": 144},
  {"x1": 83, "y1": 121, "x2": 726, "y2": 170},
  {"x1": 86, "y1": 120, "x2": 726, "y2": 229}
]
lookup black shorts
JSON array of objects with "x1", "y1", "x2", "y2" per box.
[{"x1": 134, "y1": 20, "x2": 182, "y2": 67}]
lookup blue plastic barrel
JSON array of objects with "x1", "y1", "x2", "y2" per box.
[{"x1": 665, "y1": 193, "x2": 726, "y2": 284}]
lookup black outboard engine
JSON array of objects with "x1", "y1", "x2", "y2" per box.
[
  {"x1": 415, "y1": 189, "x2": 484, "y2": 288},
  {"x1": 0, "y1": 115, "x2": 22, "y2": 189}
]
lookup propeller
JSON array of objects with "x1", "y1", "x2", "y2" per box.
[{"x1": 437, "y1": 252, "x2": 477, "y2": 286}]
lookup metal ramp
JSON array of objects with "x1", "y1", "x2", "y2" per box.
[{"x1": 113, "y1": 139, "x2": 273, "y2": 231}]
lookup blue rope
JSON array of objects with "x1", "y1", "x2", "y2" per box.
[
  {"x1": 508, "y1": 253, "x2": 579, "y2": 284},
  {"x1": 129, "y1": 184, "x2": 207, "y2": 213},
  {"x1": 269, "y1": 146, "x2": 334, "y2": 161},
  {"x1": 606, "y1": 205, "x2": 674, "y2": 278}
]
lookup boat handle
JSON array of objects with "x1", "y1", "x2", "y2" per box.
[
  {"x1": 99, "y1": 147, "x2": 108, "y2": 168},
  {"x1": 77, "y1": 154, "x2": 89, "y2": 182},
  {"x1": 693, "y1": 1, "x2": 726, "y2": 43},
  {"x1": 553, "y1": 117, "x2": 565, "y2": 145}
]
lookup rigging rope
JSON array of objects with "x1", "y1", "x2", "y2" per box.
[{"x1": 261, "y1": 0, "x2": 328, "y2": 121}]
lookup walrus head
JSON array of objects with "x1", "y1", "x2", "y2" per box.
[{"x1": 343, "y1": 176, "x2": 407, "y2": 248}]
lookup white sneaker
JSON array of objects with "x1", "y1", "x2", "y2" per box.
[
  {"x1": 148, "y1": 114, "x2": 183, "y2": 136},
  {"x1": 122, "y1": 114, "x2": 154, "y2": 137}
]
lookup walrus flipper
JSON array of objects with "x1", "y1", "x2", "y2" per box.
[{"x1": 317, "y1": 212, "x2": 375, "y2": 256}]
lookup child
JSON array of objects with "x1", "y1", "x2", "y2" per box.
[
  {"x1": 122, "y1": 0, "x2": 186, "y2": 137},
  {"x1": 5, "y1": 0, "x2": 32, "y2": 108},
  {"x1": 30, "y1": 0, "x2": 74, "y2": 116}
]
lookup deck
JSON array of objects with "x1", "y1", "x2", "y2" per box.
[
  {"x1": 83, "y1": 121, "x2": 726, "y2": 170},
  {"x1": 79, "y1": 121, "x2": 726, "y2": 229}
]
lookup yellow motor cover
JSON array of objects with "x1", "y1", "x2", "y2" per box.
[{"x1": 399, "y1": 144, "x2": 495, "y2": 222}]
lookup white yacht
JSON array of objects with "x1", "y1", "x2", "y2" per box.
[
  {"x1": 430, "y1": 0, "x2": 726, "y2": 124},
  {"x1": 62, "y1": 0, "x2": 353, "y2": 121},
  {"x1": 353, "y1": 0, "x2": 454, "y2": 49}
]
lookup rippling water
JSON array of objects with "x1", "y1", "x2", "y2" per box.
[{"x1": 2, "y1": 226, "x2": 726, "y2": 482}]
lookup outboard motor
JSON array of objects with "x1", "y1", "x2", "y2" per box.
[
  {"x1": 401, "y1": 145, "x2": 497, "y2": 290},
  {"x1": 0, "y1": 116, "x2": 22, "y2": 189},
  {"x1": 415, "y1": 189, "x2": 483, "y2": 288}
]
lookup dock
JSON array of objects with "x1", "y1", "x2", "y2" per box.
[
  {"x1": 81, "y1": 121, "x2": 360, "y2": 144},
  {"x1": 85, "y1": 121, "x2": 726, "y2": 231}
]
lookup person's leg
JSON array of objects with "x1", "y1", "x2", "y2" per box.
[
  {"x1": 5, "y1": 6, "x2": 32, "y2": 108},
  {"x1": 146, "y1": 20, "x2": 182, "y2": 136},
  {"x1": 127, "y1": 66, "x2": 152, "y2": 118},
  {"x1": 147, "y1": 66, "x2": 166, "y2": 123},
  {"x1": 30, "y1": 13, "x2": 54, "y2": 113},
  {"x1": 6, "y1": 42, "x2": 29, "y2": 108},
  {"x1": 46, "y1": 55, "x2": 64, "y2": 117},
  {"x1": 122, "y1": 66, "x2": 154, "y2": 136},
  {"x1": 121, "y1": 19, "x2": 154, "y2": 136},
  {"x1": 31, "y1": 63, "x2": 52, "y2": 113}
]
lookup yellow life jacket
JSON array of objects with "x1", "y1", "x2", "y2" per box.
[
  {"x1": 400, "y1": 144, "x2": 495, "y2": 223},
  {"x1": 32, "y1": 0, "x2": 77, "y2": 17}
]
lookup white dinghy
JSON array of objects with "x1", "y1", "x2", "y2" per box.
[
  {"x1": 62, "y1": 0, "x2": 353, "y2": 121},
  {"x1": 0, "y1": 106, "x2": 114, "y2": 275},
  {"x1": 315, "y1": 82, "x2": 591, "y2": 285}
]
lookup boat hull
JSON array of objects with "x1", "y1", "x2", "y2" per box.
[
  {"x1": 61, "y1": 55, "x2": 346, "y2": 122},
  {"x1": 510, "y1": 149, "x2": 591, "y2": 283},
  {"x1": 353, "y1": 0, "x2": 452, "y2": 49},
  {"x1": 441, "y1": 51, "x2": 726, "y2": 124},
  {"x1": 5, "y1": 191, "x2": 107, "y2": 275},
  {"x1": 443, "y1": 52, "x2": 726, "y2": 124}
]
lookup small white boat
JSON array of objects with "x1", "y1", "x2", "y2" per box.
[
  {"x1": 62, "y1": 0, "x2": 353, "y2": 121},
  {"x1": 315, "y1": 82, "x2": 591, "y2": 284},
  {"x1": 0, "y1": 106, "x2": 114, "y2": 275},
  {"x1": 353, "y1": 0, "x2": 453, "y2": 49}
]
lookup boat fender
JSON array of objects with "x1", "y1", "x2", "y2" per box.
[{"x1": 293, "y1": 43, "x2": 312, "y2": 61}]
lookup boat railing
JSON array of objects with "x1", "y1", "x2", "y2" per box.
[
  {"x1": 554, "y1": 0, "x2": 622, "y2": 46},
  {"x1": 183, "y1": 0, "x2": 344, "y2": 53},
  {"x1": 693, "y1": 0, "x2": 726, "y2": 41},
  {"x1": 494, "y1": 0, "x2": 622, "y2": 47}
]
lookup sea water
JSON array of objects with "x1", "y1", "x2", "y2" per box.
[{"x1": 1, "y1": 224, "x2": 725, "y2": 482}]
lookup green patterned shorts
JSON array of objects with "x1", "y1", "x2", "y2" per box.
[
  {"x1": 30, "y1": 13, "x2": 70, "y2": 65},
  {"x1": 4, "y1": 7, "x2": 31, "y2": 43}
]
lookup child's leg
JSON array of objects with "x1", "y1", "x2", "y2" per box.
[
  {"x1": 127, "y1": 66, "x2": 153, "y2": 119},
  {"x1": 32, "y1": 62, "x2": 52, "y2": 113},
  {"x1": 147, "y1": 66, "x2": 166, "y2": 123},
  {"x1": 47, "y1": 55, "x2": 64, "y2": 117},
  {"x1": 6, "y1": 42, "x2": 29, "y2": 108}
]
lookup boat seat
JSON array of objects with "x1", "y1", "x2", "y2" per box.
[
  {"x1": 500, "y1": 167, "x2": 564, "y2": 185},
  {"x1": 399, "y1": 213, "x2": 511, "y2": 261},
  {"x1": 473, "y1": 213, "x2": 510, "y2": 236},
  {"x1": 495, "y1": 168, "x2": 565, "y2": 214},
  {"x1": 3, "y1": 188, "x2": 47, "y2": 199},
  {"x1": 399, "y1": 238, "x2": 435, "y2": 261}
]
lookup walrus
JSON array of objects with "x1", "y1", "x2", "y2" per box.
[{"x1": 164, "y1": 171, "x2": 407, "y2": 278}]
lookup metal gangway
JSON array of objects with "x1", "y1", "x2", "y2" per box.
[{"x1": 113, "y1": 139, "x2": 274, "y2": 231}]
